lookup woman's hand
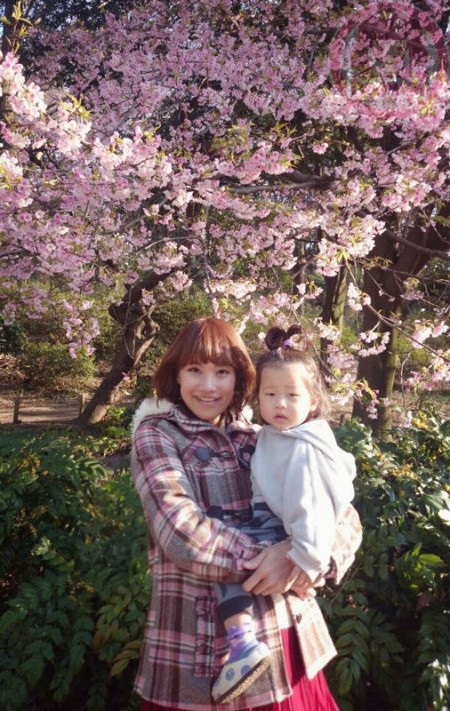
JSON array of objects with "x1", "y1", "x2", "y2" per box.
[{"x1": 241, "y1": 541, "x2": 300, "y2": 595}]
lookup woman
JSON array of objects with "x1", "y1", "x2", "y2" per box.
[{"x1": 131, "y1": 317, "x2": 362, "y2": 710}]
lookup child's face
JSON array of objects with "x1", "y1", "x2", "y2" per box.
[
  {"x1": 177, "y1": 361, "x2": 236, "y2": 425},
  {"x1": 258, "y1": 362, "x2": 316, "y2": 431}
]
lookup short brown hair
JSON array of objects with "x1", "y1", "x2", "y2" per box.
[
  {"x1": 153, "y1": 317, "x2": 256, "y2": 416},
  {"x1": 256, "y1": 325, "x2": 331, "y2": 420}
]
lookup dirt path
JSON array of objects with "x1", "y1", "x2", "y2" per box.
[
  {"x1": 0, "y1": 354, "x2": 103, "y2": 427},
  {"x1": 0, "y1": 392, "x2": 84, "y2": 426}
]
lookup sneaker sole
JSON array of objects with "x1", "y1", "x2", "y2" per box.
[{"x1": 213, "y1": 654, "x2": 271, "y2": 704}]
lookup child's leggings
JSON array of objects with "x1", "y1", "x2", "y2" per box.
[{"x1": 214, "y1": 502, "x2": 287, "y2": 622}]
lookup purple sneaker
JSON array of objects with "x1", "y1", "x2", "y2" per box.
[{"x1": 212, "y1": 641, "x2": 271, "y2": 704}]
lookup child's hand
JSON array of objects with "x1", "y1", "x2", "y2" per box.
[
  {"x1": 290, "y1": 566, "x2": 318, "y2": 599},
  {"x1": 291, "y1": 565, "x2": 313, "y2": 590}
]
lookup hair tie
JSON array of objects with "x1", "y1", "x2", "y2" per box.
[{"x1": 282, "y1": 333, "x2": 306, "y2": 350}]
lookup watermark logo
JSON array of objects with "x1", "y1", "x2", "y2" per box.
[{"x1": 329, "y1": 1, "x2": 449, "y2": 118}]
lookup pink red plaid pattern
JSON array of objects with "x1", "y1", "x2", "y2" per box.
[{"x1": 140, "y1": 628, "x2": 340, "y2": 711}]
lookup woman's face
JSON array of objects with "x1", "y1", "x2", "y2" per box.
[{"x1": 177, "y1": 361, "x2": 236, "y2": 425}]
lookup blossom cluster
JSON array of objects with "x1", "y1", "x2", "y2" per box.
[{"x1": 0, "y1": 0, "x2": 449, "y2": 407}]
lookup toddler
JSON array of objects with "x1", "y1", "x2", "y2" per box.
[{"x1": 212, "y1": 325, "x2": 356, "y2": 703}]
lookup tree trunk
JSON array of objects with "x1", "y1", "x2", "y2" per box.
[
  {"x1": 320, "y1": 265, "x2": 348, "y2": 363},
  {"x1": 1, "y1": 1, "x2": 17, "y2": 57},
  {"x1": 352, "y1": 220, "x2": 399, "y2": 431},
  {"x1": 77, "y1": 322, "x2": 158, "y2": 425},
  {"x1": 78, "y1": 271, "x2": 174, "y2": 425},
  {"x1": 0, "y1": 1, "x2": 18, "y2": 129},
  {"x1": 353, "y1": 202, "x2": 449, "y2": 434},
  {"x1": 378, "y1": 316, "x2": 401, "y2": 434}
]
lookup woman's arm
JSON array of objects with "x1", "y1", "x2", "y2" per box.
[
  {"x1": 242, "y1": 505, "x2": 362, "y2": 595},
  {"x1": 133, "y1": 420, "x2": 265, "y2": 583}
]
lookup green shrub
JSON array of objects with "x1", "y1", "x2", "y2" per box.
[
  {"x1": 395, "y1": 332, "x2": 431, "y2": 376},
  {"x1": 0, "y1": 429, "x2": 148, "y2": 711},
  {"x1": 92, "y1": 304, "x2": 123, "y2": 362},
  {"x1": 0, "y1": 316, "x2": 27, "y2": 355},
  {"x1": 1, "y1": 412, "x2": 449, "y2": 710},
  {"x1": 324, "y1": 412, "x2": 450, "y2": 711},
  {"x1": 18, "y1": 342, "x2": 96, "y2": 394}
]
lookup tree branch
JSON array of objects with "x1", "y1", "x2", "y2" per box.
[
  {"x1": 227, "y1": 173, "x2": 335, "y2": 194},
  {"x1": 384, "y1": 229, "x2": 450, "y2": 262}
]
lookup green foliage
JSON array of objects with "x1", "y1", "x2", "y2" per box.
[
  {"x1": 340, "y1": 321, "x2": 359, "y2": 350},
  {"x1": 0, "y1": 315, "x2": 26, "y2": 355},
  {"x1": 396, "y1": 331, "x2": 431, "y2": 374},
  {"x1": 152, "y1": 288, "x2": 213, "y2": 349},
  {"x1": 93, "y1": 309, "x2": 123, "y2": 363},
  {"x1": 324, "y1": 412, "x2": 450, "y2": 711},
  {"x1": 0, "y1": 429, "x2": 148, "y2": 711},
  {"x1": 1, "y1": 411, "x2": 449, "y2": 709},
  {"x1": 18, "y1": 341, "x2": 96, "y2": 394},
  {"x1": 66, "y1": 406, "x2": 134, "y2": 460}
]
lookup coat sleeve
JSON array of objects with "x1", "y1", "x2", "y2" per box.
[
  {"x1": 283, "y1": 442, "x2": 355, "y2": 580},
  {"x1": 328, "y1": 503, "x2": 363, "y2": 584},
  {"x1": 250, "y1": 466, "x2": 266, "y2": 509},
  {"x1": 132, "y1": 420, "x2": 265, "y2": 583}
]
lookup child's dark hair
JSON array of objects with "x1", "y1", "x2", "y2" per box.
[{"x1": 256, "y1": 325, "x2": 331, "y2": 419}]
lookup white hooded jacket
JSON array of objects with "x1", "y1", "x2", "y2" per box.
[{"x1": 250, "y1": 418, "x2": 356, "y2": 581}]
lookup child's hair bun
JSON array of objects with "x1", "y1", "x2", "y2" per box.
[{"x1": 265, "y1": 327, "x2": 286, "y2": 351}]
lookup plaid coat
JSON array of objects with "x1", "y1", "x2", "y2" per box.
[{"x1": 131, "y1": 400, "x2": 362, "y2": 710}]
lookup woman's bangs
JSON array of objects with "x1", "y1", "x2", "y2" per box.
[
  {"x1": 179, "y1": 324, "x2": 237, "y2": 367},
  {"x1": 186, "y1": 338, "x2": 236, "y2": 367}
]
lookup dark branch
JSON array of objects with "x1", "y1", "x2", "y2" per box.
[{"x1": 384, "y1": 229, "x2": 450, "y2": 262}]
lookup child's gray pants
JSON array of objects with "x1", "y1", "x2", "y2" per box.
[{"x1": 214, "y1": 503, "x2": 287, "y2": 623}]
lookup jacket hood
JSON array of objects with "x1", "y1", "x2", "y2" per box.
[{"x1": 266, "y1": 418, "x2": 356, "y2": 481}]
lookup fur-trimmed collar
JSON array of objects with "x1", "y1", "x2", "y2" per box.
[
  {"x1": 131, "y1": 397, "x2": 174, "y2": 436},
  {"x1": 131, "y1": 397, "x2": 255, "y2": 436}
]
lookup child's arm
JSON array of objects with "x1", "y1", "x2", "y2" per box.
[
  {"x1": 327, "y1": 503, "x2": 362, "y2": 584},
  {"x1": 283, "y1": 441, "x2": 355, "y2": 581}
]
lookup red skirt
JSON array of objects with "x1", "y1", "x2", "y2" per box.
[{"x1": 139, "y1": 626, "x2": 340, "y2": 711}]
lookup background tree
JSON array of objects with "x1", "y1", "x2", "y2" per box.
[{"x1": 0, "y1": 0, "x2": 449, "y2": 427}]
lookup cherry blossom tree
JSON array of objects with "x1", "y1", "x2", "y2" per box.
[{"x1": 1, "y1": 0, "x2": 449, "y2": 429}]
